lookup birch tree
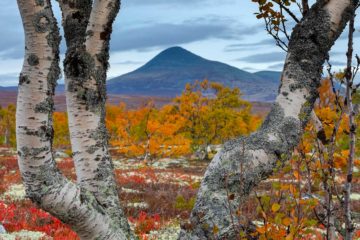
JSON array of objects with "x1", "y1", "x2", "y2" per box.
[
  {"x1": 179, "y1": 1, "x2": 359, "y2": 239},
  {"x1": 15, "y1": 0, "x2": 358, "y2": 239},
  {"x1": 16, "y1": 0, "x2": 132, "y2": 239}
]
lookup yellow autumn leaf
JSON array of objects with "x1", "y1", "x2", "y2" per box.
[
  {"x1": 286, "y1": 234, "x2": 294, "y2": 240},
  {"x1": 293, "y1": 170, "x2": 300, "y2": 180},
  {"x1": 256, "y1": 226, "x2": 266, "y2": 234},
  {"x1": 282, "y1": 217, "x2": 292, "y2": 226},
  {"x1": 289, "y1": 185, "x2": 296, "y2": 194},
  {"x1": 213, "y1": 225, "x2": 219, "y2": 235},
  {"x1": 272, "y1": 203, "x2": 281, "y2": 212},
  {"x1": 334, "y1": 153, "x2": 347, "y2": 169}
]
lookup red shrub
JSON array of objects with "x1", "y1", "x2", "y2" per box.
[
  {"x1": 129, "y1": 211, "x2": 161, "y2": 235},
  {"x1": 0, "y1": 156, "x2": 18, "y2": 171},
  {"x1": 57, "y1": 158, "x2": 76, "y2": 180},
  {"x1": 0, "y1": 200, "x2": 78, "y2": 239}
]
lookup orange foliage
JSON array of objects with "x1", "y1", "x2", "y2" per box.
[
  {"x1": 53, "y1": 112, "x2": 70, "y2": 150},
  {"x1": 253, "y1": 78, "x2": 360, "y2": 239},
  {"x1": 108, "y1": 102, "x2": 191, "y2": 159},
  {"x1": 108, "y1": 80, "x2": 260, "y2": 159}
]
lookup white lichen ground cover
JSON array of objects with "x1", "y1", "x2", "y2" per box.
[
  {"x1": 1, "y1": 184, "x2": 26, "y2": 201},
  {"x1": 0, "y1": 152, "x2": 207, "y2": 239},
  {"x1": 1, "y1": 149, "x2": 359, "y2": 239},
  {"x1": 0, "y1": 230, "x2": 47, "y2": 240}
]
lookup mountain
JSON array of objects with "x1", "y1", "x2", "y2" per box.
[
  {"x1": 0, "y1": 47, "x2": 282, "y2": 102},
  {"x1": 0, "y1": 86, "x2": 17, "y2": 91},
  {"x1": 0, "y1": 85, "x2": 65, "y2": 93},
  {"x1": 253, "y1": 71, "x2": 282, "y2": 84},
  {"x1": 107, "y1": 47, "x2": 281, "y2": 102}
]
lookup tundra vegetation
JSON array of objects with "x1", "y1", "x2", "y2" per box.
[{"x1": 0, "y1": 0, "x2": 359, "y2": 239}]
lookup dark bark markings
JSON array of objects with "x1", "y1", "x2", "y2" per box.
[
  {"x1": 59, "y1": 0, "x2": 133, "y2": 238},
  {"x1": 17, "y1": 1, "x2": 128, "y2": 239}
]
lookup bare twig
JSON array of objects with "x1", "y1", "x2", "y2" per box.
[
  {"x1": 263, "y1": 17, "x2": 289, "y2": 51},
  {"x1": 326, "y1": 60, "x2": 344, "y2": 111},
  {"x1": 344, "y1": 10, "x2": 356, "y2": 240}
]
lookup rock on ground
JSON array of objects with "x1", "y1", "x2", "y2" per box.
[{"x1": 0, "y1": 230, "x2": 48, "y2": 240}]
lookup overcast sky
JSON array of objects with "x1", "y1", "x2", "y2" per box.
[{"x1": 0, "y1": 0, "x2": 358, "y2": 86}]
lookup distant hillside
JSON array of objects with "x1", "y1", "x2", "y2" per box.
[
  {"x1": 0, "y1": 86, "x2": 17, "y2": 91},
  {"x1": 108, "y1": 47, "x2": 281, "y2": 102},
  {"x1": 253, "y1": 71, "x2": 282, "y2": 84},
  {"x1": 0, "y1": 47, "x2": 283, "y2": 102}
]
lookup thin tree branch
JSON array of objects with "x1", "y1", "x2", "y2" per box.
[
  {"x1": 302, "y1": 0, "x2": 309, "y2": 15},
  {"x1": 344, "y1": 9, "x2": 356, "y2": 240},
  {"x1": 273, "y1": 1, "x2": 300, "y2": 23}
]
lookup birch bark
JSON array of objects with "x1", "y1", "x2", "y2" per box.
[
  {"x1": 179, "y1": 1, "x2": 358, "y2": 239},
  {"x1": 58, "y1": 0, "x2": 133, "y2": 238},
  {"x1": 16, "y1": 0, "x2": 128, "y2": 239}
]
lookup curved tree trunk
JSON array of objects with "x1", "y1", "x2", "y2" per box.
[
  {"x1": 179, "y1": 1, "x2": 357, "y2": 239},
  {"x1": 58, "y1": 0, "x2": 133, "y2": 238},
  {"x1": 16, "y1": 0, "x2": 127, "y2": 239}
]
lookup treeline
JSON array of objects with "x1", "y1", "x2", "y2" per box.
[{"x1": 0, "y1": 81, "x2": 261, "y2": 158}]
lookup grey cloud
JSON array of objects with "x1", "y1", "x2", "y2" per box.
[
  {"x1": 235, "y1": 52, "x2": 286, "y2": 63},
  {"x1": 328, "y1": 61, "x2": 347, "y2": 66},
  {"x1": 267, "y1": 63, "x2": 284, "y2": 70},
  {"x1": 124, "y1": 0, "x2": 232, "y2": 6},
  {"x1": 330, "y1": 51, "x2": 347, "y2": 56},
  {"x1": 224, "y1": 19, "x2": 298, "y2": 53},
  {"x1": 183, "y1": 16, "x2": 262, "y2": 38},
  {"x1": 0, "y1": 24, "x2": 24, "y2": 59},
  {"x1": 125, "y1": 0, "x2": 239, "y2": 7},
  {"x1": 112, "y1": 60, "x2": 144, "y2": 65},
  {"x1": 111, "y1": 20, "x2": 253, "y2": 52},
  {"x1": 0, "y1": 47, "x2": 24, "y2": 59},
  {"x1": 242, "y1": 67, "x2": 260, "y2": 72},
  {"x1": 0, "y1": 73, "x2": 19, "y2": 86},
  {"x1": 338, "y1": 24, "x2": 360, "y2": 40},
  {"x1": 267, "y1": 60, "x2": 346, "y2": 72},
  {"x1": 225, "y1": 38, "x2": 287, "y2": 52},
  {"x1": 228, "y1": 38, "x2": 275, "y2": 47},
  {"x1": 0, "y1": 1, "x2": 24, "y2": 59}
]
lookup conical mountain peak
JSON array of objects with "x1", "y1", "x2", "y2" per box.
[
  {"x1": 107, "y1": 47, "x2": 281, "y2": 102},
  {"x1": 139, "y1": 46, "x2": 206, "y2": 70}
]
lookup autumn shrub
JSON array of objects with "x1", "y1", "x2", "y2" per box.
[
  {"x1": 174, "y1": 195, "x2": 196, "y2": 211},
  {"x1": 116, "y1": 172, "x2": 147, "y2": 186},
  {"x1": 56, "y1": 158, "x2": 76, "y2": 180},
  {"x1": 247, "y1": 79, "x2": 360, "y2": 239},
  {"x1": 0, "y1": 156, "x2": 18, "y2": 171},
  {"x1": 0, "y1": 104, "x2": 16, "y2": 147},
  {"x1": 0, "y1": 156, "x2": 22, "y2": 192},
  {"x1": 53, "y1": 112, "x2": 70, "y2": 149},
  {"x1": 0, "y1": 200, "x2": 78, "y2": 239},
  {"x1": 189, "y1": 181, "x2": 201, "y2": 190},
  {"x1": 108, "y1": 81, "x2": 261, "y2": 159},
  {"x1": 128, "y1": 211, "x2": 161, "y2": 234},
  {"x1": 0, "y1": 155, "x2": 78, "y2": 239}
]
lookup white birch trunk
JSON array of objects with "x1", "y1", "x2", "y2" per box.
[
  {"x1": 16, "y1": 0, "x2": 127, "y2": 239},
  {"x1": 58, "y1": 0, "x2": 133, "y2": 238}
]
